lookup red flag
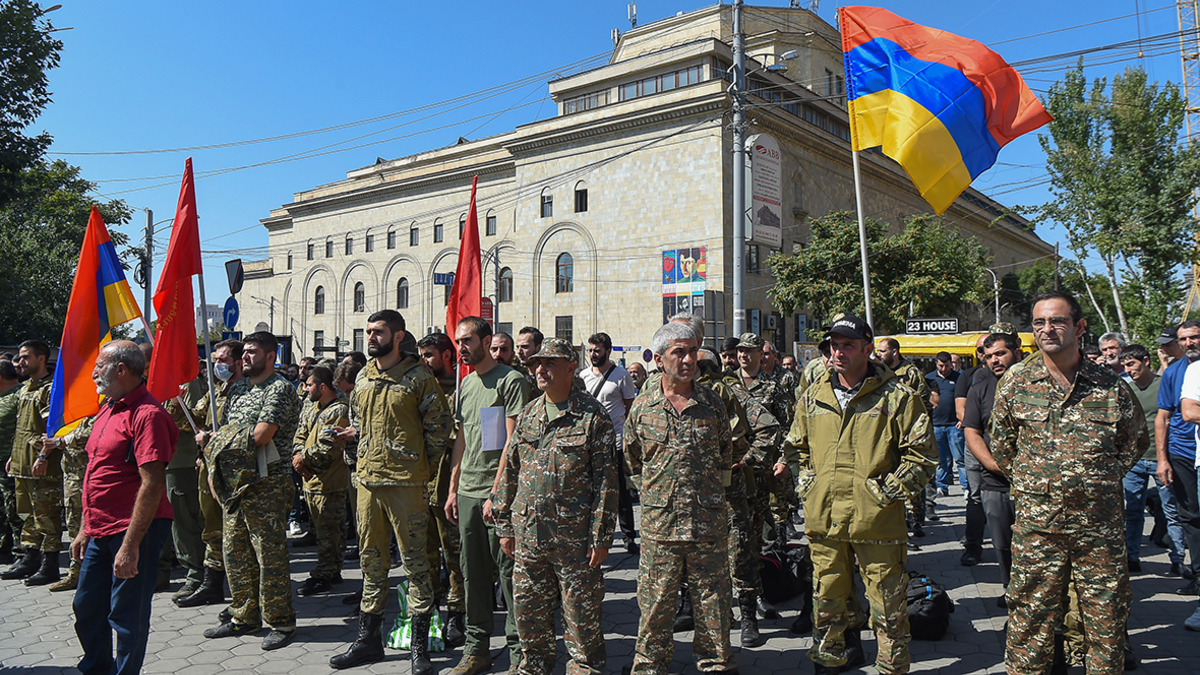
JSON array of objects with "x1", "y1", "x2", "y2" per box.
[
  {"x1": 148, "y1": 157, "x2": 203, "y2": 402},
  {"x1": 445, "y1": 176, "x2": 482, "y2": 380}
]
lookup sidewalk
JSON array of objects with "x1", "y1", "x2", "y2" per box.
[{"x1": 1, "y1": 488, "x2": 1197, "y2": 674}]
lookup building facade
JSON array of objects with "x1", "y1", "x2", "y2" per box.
[{"x1": 238, "y1": 4, "x2": 1053, "y2": 362}]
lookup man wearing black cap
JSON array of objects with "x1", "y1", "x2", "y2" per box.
[
  {"x1": 1158, "y1": 325, "x2": 1183, "y2": 373},
  {"x1": 720, "y1": 337, "x2": 740, "y2": 375},
  {"x1": 780, "y1": 314, "x2": 937, "y2": 675}
]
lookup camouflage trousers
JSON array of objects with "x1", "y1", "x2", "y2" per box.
[
  {"x1": 199, "y1": 461, "x2": 224, "y2": 571},
  {"x1": 512, "y1": 542, "x2": 606, "y2": 675},
  {"x1": 62, "y1": 451, "x2": 87, "y2": 541},
  {"x1": 223, "y1": 472, "x2": 296, "y2": 630},
  {"x1": 632, "y1": 536, "x2": 734, "y2": 674},
  {"x1": 751, "y1": 465, "x2": 773, "y2": 544},
  {"x1": 15, "y1": 475, "x2": 63, "y2": 552},
  {"x1": 0, "y1": 469, "x2": 18, "y2": 551},
  {"x1": 303, "y1": 489, "x2": 347, "y2": 581},
  {"x1": 726, "y1": 470, "x2": 760, "y2": 601},
  {"x1": 1005, "y1": 528, "x2": 1130, "y2": 675},
  {"x1": 166, "y1": 467, "x2": 204, "y2": 585},
  {"x1": 426, "y1": 503, "x2": 464, "y2": 612},
  {"x1": 357, "y1": 484, "x2": 432, "y2": 617},
  {"x1": 769, "y1": 470, "x2": 798, "y2": 526},
  {"x1": 809, "y1": 538, "x2": 910, "y2": 675}
]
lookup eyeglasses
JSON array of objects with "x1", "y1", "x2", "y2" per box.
[{"x1": 1032, "y1": 317, "x2": 1071, "y2": 331}]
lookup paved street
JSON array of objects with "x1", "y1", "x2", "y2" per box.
[{"x1": 2, "y1": 487, "x2": 1198, "y2": 674}]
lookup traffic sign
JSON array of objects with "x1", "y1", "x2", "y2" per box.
[
  {"x1": 480, "y1": 297, "x2": 494, "y2": 323},
  {"x1": 221, "y1": 331, "x2": 242, "y2": 341},
  {"x1": 433, "y1": 272, "x2": 456, "y2": 286},
  {"x1": 905, "y1": 317, "x2": 959, "y2": 335},
  {"x1": 223, "y1": 296, "x2": 239, "y2": 330},
  {"x1": 224, "y1": 259, "x2": 245, "y2": 295}
]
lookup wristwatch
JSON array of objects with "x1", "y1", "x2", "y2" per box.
[{"x1": 36, "y1": 453, "x2": 48, "y2": 461}]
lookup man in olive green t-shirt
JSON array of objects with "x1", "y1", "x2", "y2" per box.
[{"x1": 445, "y1": 317, "x2": 532, "y2": 675}]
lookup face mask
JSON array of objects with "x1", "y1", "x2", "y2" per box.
[{"x1": 213, "y1": 362, "x2": 234, "y2": 382}]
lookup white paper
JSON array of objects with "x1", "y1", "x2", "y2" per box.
[{"x1": 480, "y1": 406, "x2": 507, "y2": 452}]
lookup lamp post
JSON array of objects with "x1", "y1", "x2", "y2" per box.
[
  {"x1": 250, "y1": 295, "x2": 275, "y2": 333},
  {"x1": 984, "y1": 268, "x2": 1001, "y2": 326}
]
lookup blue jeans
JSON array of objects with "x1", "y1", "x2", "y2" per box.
[
  {"x1": 1124, "y1": 460, "x2": 1185, "y2": 563},
  {"x1": 933, "y1": 425, "x2": 967, "y2": 492},
  {"x1": 73, "y1": 518, "x2": 172, "y2": 675}
]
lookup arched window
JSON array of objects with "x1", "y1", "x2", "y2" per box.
[
  {"x1": 306, "y1": 241, "x2": 315, "y2": 261},
  {"x1": 354, "y1": 282, "x2": 366, "y2": 312},
  {"x1": 325, "y1": 239, "x2": 333, "y2": 258},
  {"x1": 499, "y1": 267, "x2": 513, "y2": 303},
  {"x1": 574, "y1": 180, "x2": 589, "y2": 213},
  {"x1": 387, "y1": 228, "x2": 397, "y2": 249},
  {"x1": 286, "y1": 252, "x2": 293, "y2": 270},
  {"x1": 345, "y1": 237, "x2": 353, "y2": 256},
  {"x1": 434, "y1": 220, "x2": 444, "y2": 243},
  {"x1": 556, "y1": 253, "x2": 573, "y2": 293},
  {"x1": 410, "y1": 223, "x2": 419, "y2": 247},
  {"x1": 314, "y1": 286, "x2": 326, "y2": 315},
  {"x1": 397, "y1": 277, "x2": 409, "y2": 309},
  {"x1": 540, "y1": 188, "x2": 553, "y2": 218}
]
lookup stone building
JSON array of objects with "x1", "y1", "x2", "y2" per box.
[{"x1": 238, "y1": 3, "x2": 1053, "y2": 362}]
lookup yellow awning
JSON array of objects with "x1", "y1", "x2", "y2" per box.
[{"x1": 875, "y1": 333, "x2": 1037, "y2": 361}]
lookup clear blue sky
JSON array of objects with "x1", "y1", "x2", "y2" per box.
[{"x1": 34, "y1": 0, "x2": 1185, "y2": 318}]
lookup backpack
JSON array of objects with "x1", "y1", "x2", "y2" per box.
[
  {"x1": 760, "y1": 541, "x2": 813, "y2": 607},
  {"x1": 906, "y1": 571, "x2": 954, "y2": 640}
]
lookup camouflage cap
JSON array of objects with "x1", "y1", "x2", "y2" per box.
[
  {"x1": 526, "y1": 337, "x2": 575, "y2": 361},
  {"x1": 988, "y1": 322, "x2": 1016, "y2": 336},
  {"x1": 737, "y1": 332, "x2": 764, "y2": 349}
]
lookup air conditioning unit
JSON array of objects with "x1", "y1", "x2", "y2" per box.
[{"x1": 765, "y1": 314, "x2": 778, "y2": 330}]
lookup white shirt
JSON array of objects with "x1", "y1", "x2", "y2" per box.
[
  {"x1": 579, "y1": 363, "x2": 637, "y2": 441},
  {"x1": 1179, "y1": 359, "x2": 1200, "y2": 467}
]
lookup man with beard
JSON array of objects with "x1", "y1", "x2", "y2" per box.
[
  {"x1": 515, "y1": 327, "x2": 544, "y2": 368},
  {"x1": 446, "y1": 316, "x2": 532, "y2": 675},
  {"x1": 720, "y1": 337, "x2": 740, "y2": 374},
  {"x1": 417, "y1": 331, "x2": 467, "y2": 647},
  {"x1": 736, "y1": 333, "x2": 792, "y2": 545},
  {"x1": 329, "y1": 311, "x2": 451, "y2": 673},
  {"x1": 291, "y1": 366, "x2": 350, "y2": 596},
  {"x1": 580, "y1": 332, "x2": 640, "y2": 555},
  {"x1": 1157, "y1": 319, "x2": 1200, "y2": 594},
  {"x1": 628, "y1": 362, "x2": 648, "y2": 391},
  {"x1": 762, "y1": 342, "x2": 799, "y2": 396},
  {"x1": 491, "y1": 332, "x2": 517, "y2": 367},
  {"x1": 1098, "y1": 332, "x2": 1129, "y2": 378},
  {"x1": 296, "y1": 357, "x2": 317, "y2": 394},
  {"x1": 202, "y1": 332, "x2": 301, "y2": 651}
]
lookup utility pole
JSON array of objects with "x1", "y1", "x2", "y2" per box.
[
  {"x1": 144, "y1": 209, "x2": 154, "y2": 324},
  {"x1": 731, "y1": 0, "x2": 748, "y2": 337}
]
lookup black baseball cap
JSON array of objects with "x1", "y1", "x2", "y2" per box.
[
  {"x1": 721, "y1": 337, "x2": 741, "y2": 353},
  {"x1": 1157, "y1": 325, "x2": 1179, "y2": 345},
  {"x1": 824, "y1": 313, "x2": 874, "y2": 341}
]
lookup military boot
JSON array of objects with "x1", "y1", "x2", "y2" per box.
[
  {"x1": 329, "y1": 611, "x2": 385, "y2": 669},
  {"x1": 48, "y1": 558, "x2": 80, "y2": 592},
  {"x1": 410, "y1": 613, "x2": 435, "y2": 675},
  {"x1": 24, "y1": 551, "x2": 60, "y2": 586},
  {"x1": 444, "y1": 610, "x2": 466, "y2": 648},
  {"x1": 172, "y1": 577, "x2": 203, "y2": 601},
  {"x1": 0, "y1": 548, "x2": 41, "y2": 580},
  {"x1": 673, "y1": 586, "x2": 694, "y2": 633},
  {"x1": 739, "y1": 598, "x2": 763, "y2": 648},
  {"x1": 0, "y1": 532, "x2": 14, "y2": 565},
  {"x1": 843, "y1": 627, "x2": 866, "y2": 669},
  {"x1": 175, "y1": 567, "x2": 226, "y2": 607}
]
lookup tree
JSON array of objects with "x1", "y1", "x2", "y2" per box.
[
  {"x1": 768, "y1": 212, "x2": 991, "y2": 337},
  {"x1": 0, "y1": 159, "x2": 134, "y2": 344},
  {"x1": 0, "y1": 0, "x2": 63, "y2": 208},
  {"x1": 1033, "y1": 62, "x2": 1200, "y2": 340},
  {"x1": 1012, "y1": 258, "x2": 1117, "y2": 332}
]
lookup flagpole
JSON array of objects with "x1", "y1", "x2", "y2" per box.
[
  {"x1": 196, "y1": 272, "x2": 220, "y2": 432},
  {"x1": 851, "y1": 150, "x2": 874, "y2": 328},
  {"x1": 138, "y1": 315, "x2": 200, "y2": 432}
]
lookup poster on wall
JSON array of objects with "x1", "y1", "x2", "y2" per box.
[{"x1": 662, "y1": 246, "x2": 707, "y2": 324}]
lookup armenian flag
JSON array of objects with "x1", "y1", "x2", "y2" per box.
[
  {"x1": 840, "y1": 6, "x2": 1052, "y2": 214},
  {"x1": 46, "y1": 207, "x2": 143, "y2": 437}
]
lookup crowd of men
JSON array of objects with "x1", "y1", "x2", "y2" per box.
[{"x1": 1, "y1": 288, "x2": 1199, "y2": 675}]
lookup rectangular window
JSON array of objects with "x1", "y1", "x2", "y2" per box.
[
  {"x1": 555, "y1": 315, "x2": 574, "y2": 343},
  {"x1": 486, "y1": 215, "x2": 497, "y2": 236},
  {"x1": 387, "y1": 230, "x2": 397, "y2": 249},
  {"x1": 345, "y1": 238, "x2": 353, "y2": 256},
  {"x1": 443, "y1": 284, "x2": 452, "y2": 306},
  {"x1": 314, "y1": 330, "x2": 325, "y2": 351},
  {"x1": 434, "y1": 222, "x2": 444, "y2": 243},
  {"x1": 574, "y1": 188, "x2": 588, "y2": 214},
  {"x1": 459, "y1": 218, "x2": 465, "y2": 239},
  {"x1": 325, "y1": 240, "x2": 333, "y2": 258},
  {"x1": 562, "y1": 89, "x2": 611, "y2": 115},
  {"x1": 365, "y1": 234, "x2": 374, "y2": 253},
  {"x1": 541, "y1": 195, "x2": 553, "y2": 218},
  {"x1": 826, "y1": 69, "x2": 835, "y2": 98},
  {"x1": 836, "y1": 75, "x2": 846, "y2": 106},
  {"x1": 353, "y1": 329, "x2": 364, "y2": 353},
  {"x1": 287, "y1": 253, "x2": 293, "y2": 270},
  {"x1": 748, "y1": 243, "x2": 760, "y2": 274},
  {"x1": 307, "y1": 243, "x2": 314, "y2": 261},
  {"x1": 498, "y1": 322, "x2": 513, "y2": 338},
  {"x1": 410, "y1": 227, "x2": 419, "y2": 247},
  {"x1": 620, "y1": 81, "x2": 638, "y2": 101}
]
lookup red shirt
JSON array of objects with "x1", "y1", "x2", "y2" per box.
[{"x1": 83, "y1": 383, "x2": 177, "y2": 538}]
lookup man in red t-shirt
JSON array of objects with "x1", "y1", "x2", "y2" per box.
[{"x1": 70, "y1": 341, "x2": 177, "y2": 675}]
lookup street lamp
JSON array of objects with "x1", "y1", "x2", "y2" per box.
[
  {"x1": 250, "y1": 295, "x2": 275, "y2": 333},
  {"x1": 984, "y1": 269, "x2": 1001, "y2": 326}
]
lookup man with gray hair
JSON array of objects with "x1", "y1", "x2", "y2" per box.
[
  {"x1": 1099, "y1": 332, "x2": 1129, "y2": 379},
  {"x1": 624, "y1": 322, "x2": 736, "y2": 674}
]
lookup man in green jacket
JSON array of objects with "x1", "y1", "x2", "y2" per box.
[{"x1": 781, "y1": 315, "x2": 936, "y2": 675}]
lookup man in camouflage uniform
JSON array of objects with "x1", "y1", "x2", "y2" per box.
[
  {"x1": 202, "y1": 332, "x2": 301, "y2": 651},
  {"x1": 177, "y1": 339, "x2": 243, "y2": 609},
  {"x1": 735, "y1": 333, "x2": 793, "y2": 547},
  {"x1": 292, "y1": 366, "x2": 350, "y2": 596},
  {"x1": 330, "y1": 311, "x2": 451, "y2": 675},
  {"x1": 783, "y1": 315, "x2": 937, "y2": 675},
  {"x1": 624, "y1": 322, "x2": 736, "y2": 675},
  {"x1": 494, "y1": 337, "x2": 618, "y2": 675},
  {"x1": 763, "y1": 341, "x2": 800, "y2": 396},
  {"x1": 41, "y1": 414, "x2": 95, "y2": 591},
  {"x1": 991, "y1": 291, "x2": 1148, "y2": 675},
  {"x1": 0, "y1": 359, "x2": 22, "y2": 565},
  {"x1": 875, "y1": 337, "x2": 937, "y2": 535},
  {"x1": 163, "y1": 373, "x2": 207, "y2": 601},
  {"x1": 2, "y1": 340, "x2": 62, "y2": 585}
]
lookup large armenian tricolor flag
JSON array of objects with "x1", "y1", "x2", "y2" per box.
[
  {"x1": 840, "y1": 6, "x2": 1052, "y2": 214},
  {"x1": 46, "y1": 207, "x2": 143, "y2": 437}
]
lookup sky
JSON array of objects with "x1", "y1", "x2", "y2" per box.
[{"x1": 31, "y1": 0, "x2": 1187, "y2": 323}]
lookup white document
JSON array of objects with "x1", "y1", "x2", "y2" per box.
[{"x1": 480, "y1": 405, "x2": 507, "y2": 452}]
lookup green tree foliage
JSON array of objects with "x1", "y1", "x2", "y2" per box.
[
  {"x1": 768, "y1": 212, "x2": 990, "y2": 337},
  {"x1": 1033, "y1": 63, "x2": 1200, "y2": 340},
  {"x1": 1012, "y1": 258, "x2": 1118, "y2": 332},
  {"x1": 0, "y1": 159, "x2": 133, "y2": 345},
  {"x1": 0, "y1": 0, "x2": 63, "y2": 208}
]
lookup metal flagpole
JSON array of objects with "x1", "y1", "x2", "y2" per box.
[
  {"x1": 195, "y1": 273, "x2": 220, "y2": 432},
  {"x1": 851, "y1": 150, "x2": 875, "y2": 328},
  {"x1": 138, "y1": 314, "x2": 200, "y2": 432}
]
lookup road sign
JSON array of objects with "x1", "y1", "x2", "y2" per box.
[
  {"x1": 223, "y1": 296, "x2": 239, "y2": 330},
  {"x1": 433, "y1": 272, "x2": 456, "y2": 286},
  {"x1": 905, "y1": 317, "x2": 960, "y2": 335},
  {"x1": 221, "y1": 331, "x2": 242, "y2": 341},
  {"x1": 480, "y1": 297, "x2": 494, "y2": 323},
  {"x1": 224, "y1": 259, "x2": 244, "y2": 295},
  {"x1": 642, "y1": 348, "x2": 653, "y2": 362},
  {"x1": 312, "y1": 346, "x2": 340, "y2": 353}
]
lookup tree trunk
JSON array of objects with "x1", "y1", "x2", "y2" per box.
[
  {"x1": 1102, "y1": 254, "x2": 1129, "y2": 336},
  {"x1": 1072, "y1": 249, "x2": 1112, "y2": 333}
]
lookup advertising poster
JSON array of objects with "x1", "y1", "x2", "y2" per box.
[{"x1": 662, "y1": 246, "x2": 707, "y2": 324}]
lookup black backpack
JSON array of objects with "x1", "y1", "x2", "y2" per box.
[
  {"x1": 760, "y1": 542, "x2": 813, "y2": 607},
  {"x1": 906, "y1": 571, "x2": 954, "y2": 640}
]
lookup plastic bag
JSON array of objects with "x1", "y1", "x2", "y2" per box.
[{"x1": 386, "y1": 579, "x2": 446, "y2": 652}]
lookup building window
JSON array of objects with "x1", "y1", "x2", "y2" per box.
[
  {"x1": 287, "y1": 252, "x2": 293, "y2": 270},
  {"x1": 486, "y1": 214, "x2": 497, "y2": 236},
  {"x1": 365, "y1": 234, "x2": 374, "y2": 253},
  {"x1": 498, "y1": 322, "x2": 513, "y2": 337},
  {"x1": 555, "y1": 315, "x2": 573, "y2": 343},
  {"x1": 345, "y1": 237, "x2": 353, "y2": 256},
  {"x1": 314, "y1": 286, "x2": 325, "y2": 315},
  {"x1": 314, "y1": 330, "x2": 325, "y2": 351},
  {"x1": 396, "y1": 277, "x2": 409, "y2": 309},
  {"x1": 459, "y1": 215, "x2": 466, "y2": 240},
  {"x1": 307, "y1": 243, "x2": 314, "y2": 261},
  {"x1": 499, "y1": 267, "x2": 513, "y2": 303},
  {"x1": 434, "y1": 221, "x2": 444, "y2": 243},
  {"x1": 619, "y1": 64, "x2": 703, "y2": 101},
  {"x1": 325, "y1": 239, "x2": 333, "y2": 258},
  {"x1": 541, "y1": 190, "x2": 553, "y2": 218},
  {"x1": 354, "y1": 282, "x2": 366, "y2": 313},
  {"x1": 353, "y1": 329, "x2": 365, "y2": 353},
  {"x1": 410, "y1": 224, "x2": 419, "y2": 246},
  {"x1": 562, "y1": 89, "x2": 611, "y2": 115},
  {"x1": 748, "y1": 244, "x2": 760, "y2": 274},
  {"x1": 443, "y1": 284, "x2": 452, "y2": 306},
  {"x1": 556, "y1": 252, "x2": 574, "y2": 293},
  {"x1": 835, "y1": 75, "x2": 846, "y2": 107},
  {"x1": 574, "y1": 187, "x2": 588, "y2": 213},
  {"x1": 387, "y1": 229, "x2": 397, "y2": 249}
]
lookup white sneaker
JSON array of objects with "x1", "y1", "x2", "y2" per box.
[{"x1": 287, "y1": 521, "x2": 302, "y2": 536}]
